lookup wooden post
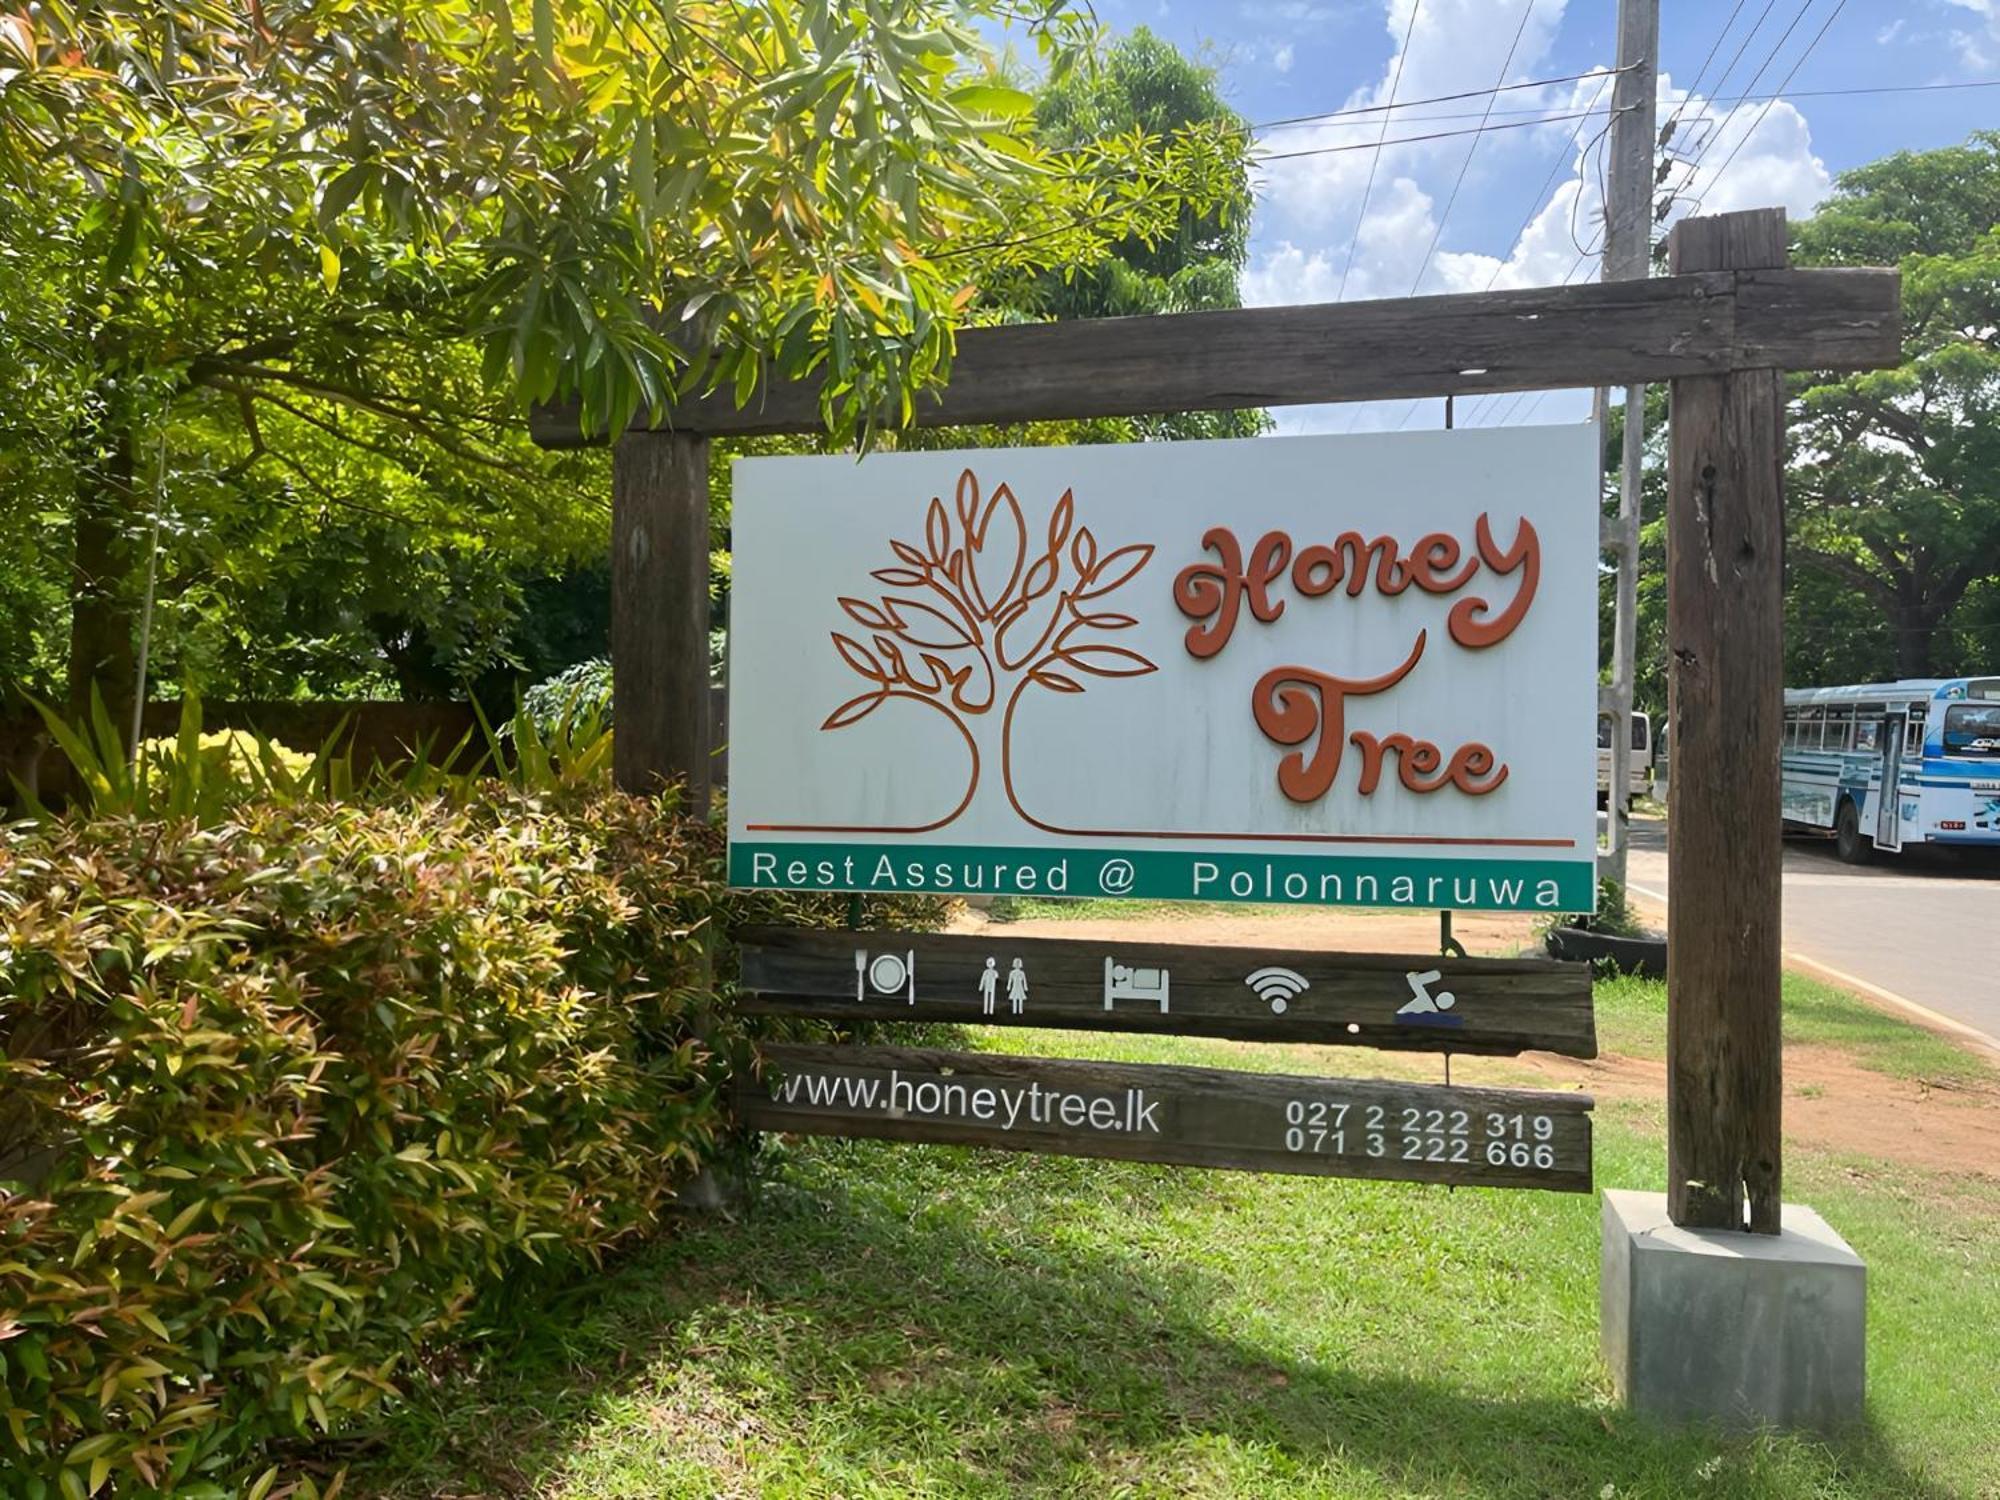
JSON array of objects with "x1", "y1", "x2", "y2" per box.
[
  {"x1": 611, "y1": 431, "x2": 712, "y2": 812},
  {"x1": 1664, "y1": 208, "x2": 1788, "y2": 1233}
]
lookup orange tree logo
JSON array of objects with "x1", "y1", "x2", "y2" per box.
[{"x1": 821, "y1": 468, "x2": 1157, "y2": 830}]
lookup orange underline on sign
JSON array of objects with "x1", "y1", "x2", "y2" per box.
[{"x1": 742, "y1": 823, "x2": 1577, "y2": 849}]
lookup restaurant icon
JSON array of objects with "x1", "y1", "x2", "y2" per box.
[{"x1": 855, "y1": 948, "x2": 917, "y2": 1003}]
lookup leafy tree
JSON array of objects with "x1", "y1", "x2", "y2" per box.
[
  {"x1": 0, "y1": 0, "x2": 1236, "y2": 722},
  {"x1": 1790, "y1": 133, "x2": 2000, "y2": 679},
  {"x1": 1013, "y1": 27, "x2": 1262, "y2": 441}
]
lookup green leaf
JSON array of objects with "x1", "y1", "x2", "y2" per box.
[
  {"x1": 947, "y1": 82, "x2": 1035, "y2": 119},
  {"x1": 318, "y1": 242, "x2": 341, "y2": 293},
  {"x1": 317, "y1": 164, "x2": 370, "y2": 224},
  {"x1": 531, "y1": 0, "x2": 555, "y2": 71}
]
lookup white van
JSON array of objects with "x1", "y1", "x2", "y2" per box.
[{"x1": 1597, "y1": 711, "x2": 1652, "y2": 809}]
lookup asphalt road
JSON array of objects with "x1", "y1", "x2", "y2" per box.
[{"x1": 1618, "y1": 816, "x2": 2000, "y2": 1048}]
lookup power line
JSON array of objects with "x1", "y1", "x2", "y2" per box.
[
  {"x1": 1696, "y1": 0, "x2": 1781, "y2": 121},
  {"x1": 1335, "y1": 0, "x2": 1423, "y2": 304},
  {"x1": 1675, "y1": 0, "x2": 1818, "y2": 182},
  {"x1": 1256, "y1": 105, "x2": 1628, "y2": 164},
  {"x1": 1457, "y1": 71, "x2": 1616, "y2": 425},
  {"x1": 1253, "y1": 64, "x2": 1631, "y2": 132},
  {"x1": 1691, "y1": 0, "x2": 1849, "y2": 212},
  {"x1": 1260, "y1": 76, "x2": 2000, "y2": 133},
  {"x1": 1407, "y1": 0, "x2": 1538, "y2": 298},
  {"x1": 1658, "y1": 0, "x2": 1749, "y2": 148}
]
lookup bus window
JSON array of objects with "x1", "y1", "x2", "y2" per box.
[
  {"x1": 1597, "y1": 717, "x2": 1612, "y2": 750},
  {"x1": 1825, "y1": 706, "x2": 1854, "y2": 750},
  {"x1": 1942, "y1": 702, "x2": 2000, "y2": 757},
  {"x1": 1797, "y1": 707, "x2": 1825, "y2": 750},
  {"x1": 1631, "y1": 714, "x2": 1650, "y2": 751},
  {"x1": 1905, "y1": 713, "x2": 1925, "y2": 755},
  {"x1": 1854, "y1": 718, "x2": 1880, "y2": 752}
]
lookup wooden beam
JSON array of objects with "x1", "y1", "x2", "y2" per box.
[
  {"x1": 738, "y1": 927, "x2": 1596, "y2": 1057},
  {"x1": 611, "y1": 432, "x2": 712, "y2": 808},
  {"x1": 742, "y1": 1044, "x2": 1593, "y2": 1192},
  {"x1": 1665, "y1": 209, "x2": 1788, "y2": 1234},
  {"x1": 531, "y1": 267, "x2": 1899, "y2": 446}
]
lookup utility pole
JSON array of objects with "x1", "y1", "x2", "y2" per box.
[{"x1": 1598, "y1": 0, "x2": 1658, "y2": 892}]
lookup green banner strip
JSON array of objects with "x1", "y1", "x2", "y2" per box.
[{"x1": 729, "y1": 841, "x2": 1595, "y2": 913}]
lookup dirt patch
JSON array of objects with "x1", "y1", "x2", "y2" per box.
[
  {"x1": 1511, "y1": 1044, "x2": 2000, "y2": 1181},
  {"x1": 957, "y1": 908, "x2": 2000, "y2": 1183}
]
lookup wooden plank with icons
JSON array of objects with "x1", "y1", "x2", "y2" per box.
[
  {"x1": 742, "y1": 1044, "x2": 1593, "y2": 1192},
  {"x1": 736, "y1": 927, "x2": 1595, "y2": 1058}
]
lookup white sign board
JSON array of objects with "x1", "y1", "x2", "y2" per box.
[{"x1": 727, "y1": 429, "x2": 1599, "y2": 911}]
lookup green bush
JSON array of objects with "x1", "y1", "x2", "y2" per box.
[{"x1": 0, "y1": 786, "x2": 923, "y2": 1496}]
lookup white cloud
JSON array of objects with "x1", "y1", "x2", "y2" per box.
[
  {"x1": 1241, "y1": 241, "x2": 1339, "y2": 306},
  {"x1": 1248, "y1": 5, "x2": 1832, "y2": 310},
  {"x1": 1653, "y1": 86, "x2": 1831, "y2": 228},
  {"x1": 1238, "y1": 1, "x2": 1836, "y2": 432},
  {"x1": 1236, "y1": 0, "x2": 1349, "y2": 21},
  {"x1": 1273, "y1": 42, "x2": 1295, "y2": 73},
  {"x1": 1942, "y1": 0, "x2": 1999, "y2": 67}
]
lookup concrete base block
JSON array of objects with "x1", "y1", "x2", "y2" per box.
[{"x1": 1601, "y1": 1189, "x2": 1865, "y2": 1431}]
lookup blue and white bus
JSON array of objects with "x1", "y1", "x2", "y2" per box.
[{"x1": 1780, "y1": 677, "x2": 2000, "y2": 862}]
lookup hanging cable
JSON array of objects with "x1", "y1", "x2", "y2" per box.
[
  {"x1": 1455, "y1": 72, "x2": 1617, "y2": 427},
  {"x1": 1685, "y1": 0, "x2": 1849, "y2": 214},
  {"x1": 1335, "y1": 0, "x2": 1424, "y2": 303},
  {"x1": 1406, "y1": 0, "x2": 1538, "y2": 298},
  {"x1": 1264, "y1": 74, "x2": 2000, "y2": 132},
  {"x1": 1254, "y1": 63, "x2": 1633, "y2": 132},
  {"x1": 1257, "y1": 105, "x2": 1625, "y2": 163},
  {"x1": 1691, "y1": 0, "x2": 1780, "y2": 126},
  {"x1": 1673, "y1": 0, "x2": 1819, "y2": 184},
  {"x1": 1658, "y1": 0, "x2": 1749, "y2": 149}
]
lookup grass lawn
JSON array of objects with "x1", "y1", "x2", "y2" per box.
[{"x1": 354, "y1": 975, "x2": 2000, "y2": 1499}]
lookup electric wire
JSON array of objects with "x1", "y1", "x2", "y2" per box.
[
  {"x1": 1681, "y1": 0, "x2": 1850, "y2": 220},
  {"x1": 1671, "y1": 0, "x2": 1819, "y2": 185},
  {"x1": 1455, "y1": 70, "x2": 1617, "y2": 426},
  {"x1": 1658, "y1": 0, "x2": 1749, "y2": 148},
  {"x1": 1692, "y1": 0, "x2": 1781, "y2": 126},
  {"x1": 1256, "y1": 105, "x2": 1628, "y2": 162},
  {"x1": 1407, "y1": 0, "x2": 1538, "y2": 298},
  {"x1": 1260, "y1": 75, "x2": 2000, "y2": 132},
  {"x1": 1253, "y1": 63, "x2": 1631, "y2": 132},
  {"x1": 1334, "y1": 0, "x2": 1423, "y2": 303}
]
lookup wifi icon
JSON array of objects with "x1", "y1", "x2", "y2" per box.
[{"x1": 1244, "y1": 966, "x2": 1311, "y2": 1015}]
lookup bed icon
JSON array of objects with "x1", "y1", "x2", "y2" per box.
[{"x1": 1104, "y1": 957, "x2": 1171, "y2": 1014}]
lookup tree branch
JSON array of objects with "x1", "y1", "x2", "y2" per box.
[
  {"x1": 192, "y1": 360, "x2": 526, "y2": 468},
  {"x1": 1791, "y1": 545, "x2": 1894, "y2": 604}
]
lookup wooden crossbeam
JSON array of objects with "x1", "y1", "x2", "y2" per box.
[{"x1": 531, "y1": 266, "x2": 1898, "y2": 446}]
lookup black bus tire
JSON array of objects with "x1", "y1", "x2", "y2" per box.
[{"x1": 1834, "y1": 799, "x2": 1873, "y2": 865}]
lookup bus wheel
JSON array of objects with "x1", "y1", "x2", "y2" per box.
[{"x1": 1834, "y1": 800, "x2": 1873, "y2": 865}]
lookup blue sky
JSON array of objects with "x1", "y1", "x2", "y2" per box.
[{"x1": 1079, "y1": 0, "x2": 2000, "y2": 430}]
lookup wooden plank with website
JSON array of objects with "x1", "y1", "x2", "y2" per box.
[
  {"x1": 741, "y1": 1044, "x2": 1593, "y2": 1193},
  {"x1": 738, "y1": 927, "x2": 1595, "y2": 1057}
]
